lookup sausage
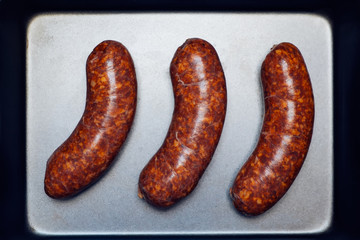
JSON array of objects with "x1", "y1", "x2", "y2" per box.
[
  {"x1": 44, "y1": 40, "x2": 137, "y2": 199},
  {"x1": 138, "y1": 38, "x2": 227, "y2": 207},
  {"x1": 230, "y1": 42, "x2": 314, "y2": 216}
]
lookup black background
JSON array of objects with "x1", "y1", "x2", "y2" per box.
[{"x1": 1, "y1": 0, "x2": 360, "y2": 239}]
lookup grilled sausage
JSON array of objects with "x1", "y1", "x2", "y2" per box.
[
  {"x1": 138, "y1": 38, "x2": 227, "y2": 207},
  {"x1": 44, "y1": 40, "x2": 137, "y2": 199},
  {"x1": 230, "y1": 42, "x2": 314, "y2": 216}
]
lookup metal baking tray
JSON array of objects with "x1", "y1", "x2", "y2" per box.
[{"x1": 26, "y1": 13, "x2": 333, "y2": 235}]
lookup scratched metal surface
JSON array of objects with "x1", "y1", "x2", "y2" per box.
[{"x1": 26, "y1": 13, "x2": 333, "y2": 235}]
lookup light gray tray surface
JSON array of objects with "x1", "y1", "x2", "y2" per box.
[{"x1": 26, "y1": 13, "x2": 333, "y2": 235}]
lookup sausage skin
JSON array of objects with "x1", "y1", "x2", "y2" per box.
[
  {"x1": 44, "y1": 40, "x2": 137, "y2": 199},
  {"x1": 230, "y1": 42, "x2": 314, "y2": 216},
  {"x1": 138, "y1": 38, "x2": 227, "y2": 207}
]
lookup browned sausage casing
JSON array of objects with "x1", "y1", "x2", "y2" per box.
[
  {"x1": 230, "y1": 42, "x2": 314, "y2": 216},
  {"x1": 138, "y1": 38, "x2": 227, "y2": 207},
  {"x1": 44, "y1": 40, "x2": 137, "y2": 199}
]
